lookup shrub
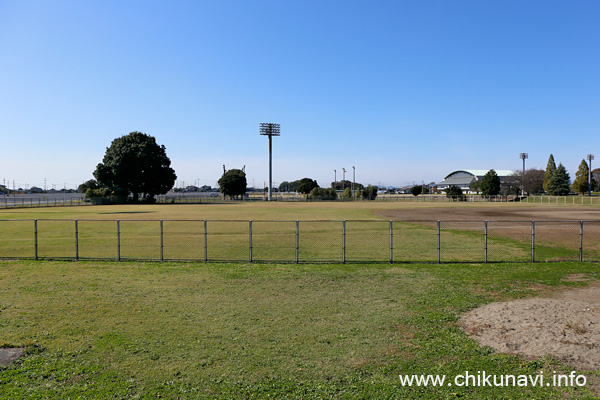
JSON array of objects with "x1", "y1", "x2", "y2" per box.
[
  {"x1": 410, "y1": 185, "x2": 423, "y2": 196},
  {"x1": 309, "y1": 187, "x2": 337, "y2": 200},
  {"x1": 361, "y1": 185, "x2": 378, "y2": 200},
  {"x1": 444, "y1": 185, "x2": 466, "y2": 201}
]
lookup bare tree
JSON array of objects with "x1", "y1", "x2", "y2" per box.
[
  {"x1": 523, "y1": 169, "x2": 545, "y2": 195},
  {"x1": 502, "y1": 169, "x2": 544, "y2": 196},
  {"x1": 501, "y1": 172, "x2": 521, "y2": 196}
]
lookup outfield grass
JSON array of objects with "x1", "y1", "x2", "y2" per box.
[
  {"x1": 1, "y1": 260, "x2": 599, "y2": 399},
  {"x1": 0, "y1": 200, "x2": 563, "y2": 221},
  {"x1": 1, "y1": 204, "x2": 599, "y2": 397},
  {"x1": 0, "y1": 203, "x2": 595, "y2": 262}
]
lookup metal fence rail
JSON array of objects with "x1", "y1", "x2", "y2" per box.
[
  {"x1": 2, "y1": 194, "x2": 598, "y2": 209},
  {"x1": 0, "y1": 195, "x2": 86, "y2": 209},
  {"x1": 1, "y1": 219, "x2": 599, "y2": 263},
  {"x1": 156, "y1": 194, "x2": 600, "y2": 205}
]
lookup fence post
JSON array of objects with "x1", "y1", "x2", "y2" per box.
[
  {"x1": 531, "y1": 220, "x2": 535, "y2": 262},
  {"x1": 249, "y1": 220, "x2": 253, "y2": 263},
  {"x1": 204, "y1": 220, "x2": 208, "y2": 262},
  {"x1": 117, "y1": 220, "x2": 121, "y2": 261},
  {"x1": 160, "y1": 220, "x2": 164, "y2": 261},
  {"x1": 75, "y1": 219, "x2": 79, "y2": 261},
  {"x1": 437, "y1": 220, "x2": 441, "y2": 263},
  {"x1": 296, "y1": 220, "x2": 299, "y2": 263},
  {"x1": 34, "y1": 219, "x2": 38, "y2": 260},
  {"x1": 580, "y1": 220, "x2": 584, "y2": 262},
  {"x1": 342, "y1": 220, "x2": 346, "y2": 263},
  {"x1": 484, "y1": 220, "x2": 488, "y2": 263},
  {"x1": 389, "y1": 220, "x2": 393, "y2": 263}
]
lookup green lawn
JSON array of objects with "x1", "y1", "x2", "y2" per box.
[
  {"x1": 1, "y1": 260, "x2": 599, "y2": 399},
  {"x1": 0, "y1": 203, "x2": 594, "y2": 263}
]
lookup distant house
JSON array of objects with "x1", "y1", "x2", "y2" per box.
[{"x1": 437, "y1": 170, "x2": 515, "y2": 192}]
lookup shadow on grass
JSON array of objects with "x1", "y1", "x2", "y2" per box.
[{"x1": 98, "y1": 211, "x2": 156, "y2": 214}]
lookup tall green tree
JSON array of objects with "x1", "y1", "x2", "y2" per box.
[
  {"x1": 94, "y1": 132, "x2": 176, "y2": 202},
  {"x1": 296, "y1": 178, "x2": 319, "y2": 195},
  {"x1": 360, "y1": 185, "x2": 378, "y2": 200},
  {"x1": 78, "y1": 179, "x2": 99, "y2": 194},
  {"x1": 331, "y1": 180, "x2": 364, "y2": 191},
  {"x1": 480, "y1": 169, "x2": 501, "y2": 196},
  {"x1": 218, "y1": 169, "x2": 247, "y2": 199},
  {"x1": 572, "y1": 159, "x2": 595, "y2": 194},
  {"x1": 469, "y1": 180, "x2": 481, "y2": 194},
  {"x1": 547, "y1": 163, "x2": 571, "y2": 195},
  {"x1": 543, "y1": 154, "x2": 556, "y2": 193},
  {"x1": 309, "y1": 187, "x2": 337, "y2": 200},
  {"x1": 278, "y1": 181, "x2": 298, "y2": 192}
]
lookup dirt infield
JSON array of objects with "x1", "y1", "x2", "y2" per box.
[{"x1": 375, "y1": 206, "x2": 600, "y2": 221}]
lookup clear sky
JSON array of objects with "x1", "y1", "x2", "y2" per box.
[{"x1": 1, "y1": 0, "x2": 598, "y2": 190}]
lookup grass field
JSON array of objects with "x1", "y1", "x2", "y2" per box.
[
  {"x1": 1, "y1": 260, "x2": 599, "y2": 399},
  {"x1": 1, "y1": 202, "x2": 599, "y2": 263},
  {"x1": 1, "y1": 202, "x2": 599, "y2": 398}
]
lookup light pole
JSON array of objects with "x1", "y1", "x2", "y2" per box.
[
  {"x1": 334, "y1": 170, "x2": 337, "y2": 190},
  {"x1": 519, "y1": 153, "x2": 528, "y2": 197},
  {"x1": 352, "y1": 166, "x2": 355, "y2": 197},
  {"x1": 342, "y1": 168, "x2": 346, "y2": 191},
  {"x1": 588, "y1": 154, "x2": 594, "y2": 196},
  {"x1": 260, "y1": 123, "x2": 280, "y2": 201}
]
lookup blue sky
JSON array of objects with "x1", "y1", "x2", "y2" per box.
[{"x1": 1, "y1": 0, "x2": 598, "y2": 190}]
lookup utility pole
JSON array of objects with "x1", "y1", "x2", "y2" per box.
[
  {"x1": 342, "y1": 168, "x2": 346, "y2": 191},
  {"x1": 334, "y1": 170, "x2": 336, "y2": 190}
]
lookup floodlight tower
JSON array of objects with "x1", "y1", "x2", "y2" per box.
[
  {"x1": 588, "y1": 154, "x2": 594, "y2": 196},
  {"x1": 519, "y1": 153, "x2": 528, "y2": 197},
  {"x1": 260, "y1": 123, "x2": 280, "y2": 201},
  {"x1": 334, "y1": 170, "x2": 337, "y2": 190},
  {"x1": 352, "y1": 166, "x2": 355, "y2": 197}
]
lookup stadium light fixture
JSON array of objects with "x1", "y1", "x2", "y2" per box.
[
  {"x1": 588, "y1": 154, "x2": 594, "y2": 196},
  {"x1": 259, "y1": 123, "x2": 280, "y2": 201},
  {"x1": 520, "y1": 153, "x2": 528, "y2": 197}
]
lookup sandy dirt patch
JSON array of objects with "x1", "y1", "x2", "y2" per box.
[
  {"x1": 460, "y1": 280, "x2": 600, "y2": 370},
  {"x1": 0, "y1": 348, "x2": 24, "y2": 366}
]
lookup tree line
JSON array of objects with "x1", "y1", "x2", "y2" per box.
[
  {"x1": 80, "y1": 133, "x2": 597, "y2": 203},
  {"x1": 80, "y1": 132, "x2": 380, "y2": 203},
  {"x1": 279, "y1": 178, "x2": 378, "y2": 200}
]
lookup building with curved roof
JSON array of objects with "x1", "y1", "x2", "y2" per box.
[{"x1": 437, "y1": 170, "x2": 515, "y2": 191}]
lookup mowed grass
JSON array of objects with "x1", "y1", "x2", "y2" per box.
[
  {"x1": 0, "y1": 202, "x2": 594, "y2": 262},
  {"x1": 1, "y1": 203, "x2": 600, "y2": 397},
  {"x1": 1, "y1": 260, "x2": 600, "y2": 399},
  {"x1": 0, "y1": 200, "x2": 567, "y2": 221}
]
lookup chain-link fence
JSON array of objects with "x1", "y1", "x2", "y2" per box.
[
  {"x1": 1, "y1": 219, "x2": 599, "y2": 263},
  {"x1": 155, "y1": 194, "x2": 600, "y2": 205}
]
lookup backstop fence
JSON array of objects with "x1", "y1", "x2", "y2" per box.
[{"x1": 1, "y1": 219, "x2": 600, "y2": 263}]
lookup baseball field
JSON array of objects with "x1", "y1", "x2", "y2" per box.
[{"x1": 0, "y1": 201, "x2": 599, "y2": 398}]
